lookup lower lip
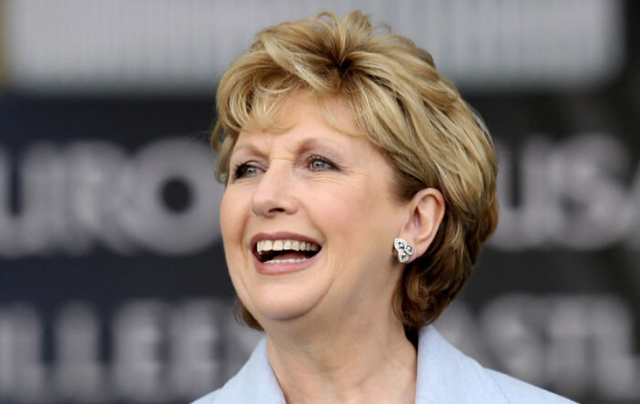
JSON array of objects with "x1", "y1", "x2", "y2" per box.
[{"x1": 252, "y1": 250, "x2": 321, "y2": 275}]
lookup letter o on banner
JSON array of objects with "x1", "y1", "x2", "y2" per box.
[{"x1": 121, "y1": 139, "x2": 223, "y2": 255}]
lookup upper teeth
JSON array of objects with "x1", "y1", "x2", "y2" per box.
[{"x1": 256, "y1": 239, "x2": 320, "y2": 254}]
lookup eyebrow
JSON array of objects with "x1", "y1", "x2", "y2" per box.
[
  {"x1": 230, "y1": 142, "x2": 263, "y2": 157},
  {"x1": 297, "y1": 137, "x2": 339, "y2": 152}
]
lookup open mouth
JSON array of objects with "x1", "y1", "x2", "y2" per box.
[{"x1": 254, "y1": 239, "x2": 322, "y2": 264}]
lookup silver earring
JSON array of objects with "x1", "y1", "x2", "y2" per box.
[{"x1": 394, "y1": 238, "x2": 414, "y2": 263}]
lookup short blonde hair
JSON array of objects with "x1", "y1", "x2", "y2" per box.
[{"x1": 213, "y1": 11, "x2": 499, "y2": 331}]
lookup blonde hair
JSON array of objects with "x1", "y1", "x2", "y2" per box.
[{"x1": 213, "y1": 11, "x2": 499, "y2": 331}]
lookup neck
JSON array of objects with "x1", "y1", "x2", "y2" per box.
[{"x1": 264, "y1": 309, "x2": 417, "y2": 404}]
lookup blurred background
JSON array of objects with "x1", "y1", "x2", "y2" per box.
[{"x1": 0, "y1": 0, "x2": 638, "y2": 403}]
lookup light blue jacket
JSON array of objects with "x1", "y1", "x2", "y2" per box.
[{"x1": 192, "y1": 326, "x2": 578, "y2": 404}]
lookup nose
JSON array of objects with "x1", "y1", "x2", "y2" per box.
[{"x1": 251, "y1": 163, "x2": 298, "y2": 217}]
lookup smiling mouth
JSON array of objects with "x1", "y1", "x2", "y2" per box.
[{"x1": 254, "y1": 239, "x2": 322, "y2": 264}]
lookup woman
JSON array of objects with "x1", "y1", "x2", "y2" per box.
[{"x1": 194, "y1": 11, "x2": 577, "y2": 404}]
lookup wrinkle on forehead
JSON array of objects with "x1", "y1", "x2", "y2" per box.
[{"x1": 240, "y1": 91, "x2": 362, "y2": 140}]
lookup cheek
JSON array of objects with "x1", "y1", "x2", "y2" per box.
[
  {"x1": 219, "y1": 193, "x2": 233, "y2": 239},
  {"x1": 219, "y1": 190, "x2": 249, "y2": 289},
  {"x1": 316, "y1": 183, "x2": 387, "y2": 239},
  {"x1": 220, "y1": 189, "x2": 247, "y2": 247}
]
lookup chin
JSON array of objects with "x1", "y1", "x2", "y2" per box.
[{"x1": 244, "y1": 283, "x2": 326, "y2": 324}]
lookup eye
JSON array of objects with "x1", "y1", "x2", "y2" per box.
[
  {"x1": 232, "y1": 163, "x2": 260, "y2": 180},
  {"x1": 307, "y1": 156, "x2": 335, "y2": 171}
]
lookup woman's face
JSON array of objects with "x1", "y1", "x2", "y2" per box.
[{"x1": 220, "y1": 94, "x2": 410, "y2": 330}]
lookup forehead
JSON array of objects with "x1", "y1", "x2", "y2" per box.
[{"x1": 233, "y1": 93, "x2": 362, "y2": 148}]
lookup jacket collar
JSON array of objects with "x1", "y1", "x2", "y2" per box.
[
  {"x1": 415, "y1": 326, "x2": 509, "y2": 404},
  {"x1": 212, "y1": 325, "x2": 509, "y2": 404},
  {"x1": 213, "y1": 337, "x2": 287, "y2": 404}
]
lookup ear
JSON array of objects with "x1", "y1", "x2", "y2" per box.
[{"x1": 399, "y1": 188, "x2": 445, "y2": 261}]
